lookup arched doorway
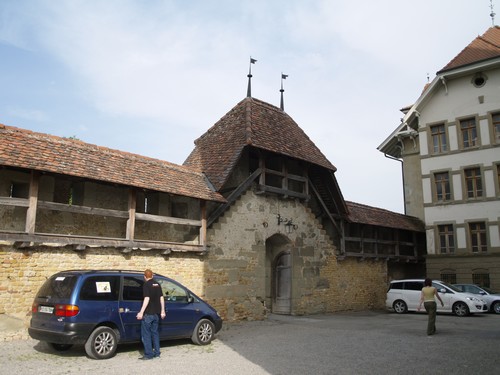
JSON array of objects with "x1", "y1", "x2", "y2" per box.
[{"x1": 265, "y1": 234, "x2": 292, "y2": 314}]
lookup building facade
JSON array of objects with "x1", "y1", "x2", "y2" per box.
[
  {"x1": 1, "y1": 95, "x2": 425, "y2": 340},
  {"x1": 379, "y1": 26, "x2": 500, "y2": 290}
]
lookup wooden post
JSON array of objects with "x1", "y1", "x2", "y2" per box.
[
  {"x1": 25, "y1": 171, "x2": 40, "y2": 234},
  {"x1": 126, "y1": 189, "x2": 136, "y2": 240},
  {"x1": 200, "y1": 200, "x2": 207, "y2": 247}
]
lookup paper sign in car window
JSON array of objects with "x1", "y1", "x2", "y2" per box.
[
  {"x1": 55, "y1": 277, "x2": 66, "y2": 281},
  {"x1": 96, "y1": 281, "x2": 111, "y2": 293}
]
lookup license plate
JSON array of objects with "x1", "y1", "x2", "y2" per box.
[{"x1": 39, "y1": 306, "x2": 54, "y2": 314}]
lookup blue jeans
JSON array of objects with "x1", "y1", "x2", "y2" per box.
[{"x1": 141, "y1": 314, "x2": 160, "y2": 358}]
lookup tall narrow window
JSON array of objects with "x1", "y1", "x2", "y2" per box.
[
  {"x1": 493, "y1": 112, "x2": 500, "y2": 143},
  {"x1": 430, "y1": 124, "x2": 447, "y2": 153},
  {"x1": 437, "y1": 224, "x2": 454, "y2": 253},
  {"x1": 460, "y1": 118, "x2": 478, "y2": 148},
  {"x1": 469, "y1": 222, "x2": 487, "y2": 253},
  {"x1": 464, "y1": 167, "x2": 483, "y2": 198},
  {"x1": 434, "y1": 172, "x2": 451, "y2": 201}
]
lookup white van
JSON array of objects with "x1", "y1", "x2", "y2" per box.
[{"x1": 386, "y1": 279, "x2": 487, "y2": 317}]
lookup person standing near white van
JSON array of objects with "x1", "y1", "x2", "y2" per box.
[{"x1": 417, "y1": 278, "x2": 444, "y2": 336}]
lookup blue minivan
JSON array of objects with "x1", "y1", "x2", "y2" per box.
[{"x1": 28, "y1": 270, "x2": 223, "y2": 359}]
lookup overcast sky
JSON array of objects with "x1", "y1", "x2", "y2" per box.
[{"x1": 0, "y1": 0, "x2": 496, "y2": 213}]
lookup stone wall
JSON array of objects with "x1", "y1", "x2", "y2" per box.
[
  {"x1": 0, "y1": 245, "x2": 207, "y2": 341},
  {"x1": 0, "y1": 188, "x2": 390, "y2": 340},
  {"x1": 204, "y1": 190, "x2": 388, "y2": 320}
]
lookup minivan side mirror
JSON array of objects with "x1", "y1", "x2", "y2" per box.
[{"x1": 187, "y1": 295, "x2": 194, "y2": 303}]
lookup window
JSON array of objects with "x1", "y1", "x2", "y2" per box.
[
  {"x1": 434, "y1": 172, "x2": 451, "y2": 201},
  {"x1": 159, "y1": 279, "x2": 192, "y2": 303},
  {"x1": 492, "y1": 112, "x2": 500, "y2": 143},
  {"x1": 123, "y1": 276, "x2": 144, "y2": 301},
  {"x1": 464, "y1": 167, "x2": 483, "y2": 198},
  {"x1": 440, "y1": 273, "x2": 456, "y2": 284},
  {"x1": 472, "y1": 272, "x2": 490, "y2": 288},
  {"x1": 460, "y1": 118, "x2": 478, "y2": 148},
  {"x1": 9, "y1": 182, "x2": 29, "y2": 198},
  {"x1": 469, "y1": 222, "x2": 487, "y2": 253},
  {"x1": 437, "y1": 224, "x2": 454, "y2": 254},
  {"x1": 404, "y1": 281, "x2": 424, "y2": 291},
  {"x1": 79, "y1": 276, "x2": 120, "y2": 301},
  {"x1": 430, "y1": 124, "x2": 447, "y2": 153}
]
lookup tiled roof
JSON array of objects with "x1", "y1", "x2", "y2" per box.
[
  {"x1": 184, "y1": 97, "x2": 336, "y2": 190},
  {"x1": 0, "y1": 124, "x2": 225, "y2": 202},
  {"x1": 346, "y1": 201, "x2": 424, "y2": 232},
  {"x1": 439, "y1": 26, "x2": 500, "y2": 73}
]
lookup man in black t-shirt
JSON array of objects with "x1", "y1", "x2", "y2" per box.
[{"x1": 136, "y1": 269, "x2": 166, "y2": 359}]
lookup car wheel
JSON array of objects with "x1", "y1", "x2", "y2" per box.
[
  {"x1": 84, "y1": 326, "x2": 118, "y2": 360},
  {"x1": 453, "y1": 302, "x2": 470, "y2": 317},
  {"x1": 49, "y1": 343, "x2": 73, "y2": 351},
  {"x1": 393, "y1": 300, "x2": 407, "y2": 314},
  {"x1": 191, "y1": 318, "x2": 215, "y2": 345},
  {"x1": 492, "y1": 301, "x2": 500, "y2": 314}
]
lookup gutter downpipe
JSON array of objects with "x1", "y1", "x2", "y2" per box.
[{"x1": 383, "y1": 153, "x2": 406, "y2": 215}]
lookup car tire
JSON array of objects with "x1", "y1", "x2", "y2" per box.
[
  {"x1": 84, "y1": 326, "x2": 118, "y2": 360},
  {"x1": 453, "y1": 302, "x2": 470, "y2": 317},
  {"x1": 492, "y1": 301, "x2": 500, "y2": 314},
  {"x1": 49, "y1": 343, "x2": 73, "y2": 351},
  {"x1": 393, "y1": 300, "x2": 407, "y2": 314},
  {"x1": 191, "y1": 318, "x2": 215, "y2": 345}
]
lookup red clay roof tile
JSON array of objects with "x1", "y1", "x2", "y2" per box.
[
  {"x1": 439, "y1": 26, "x2": 500, "y2": 73},
  {"x1": 184, "y1": 97, "x2": 335, "y2": 190},
  {"x1": 0, "y1": 124, "x2": 225, "y2": 202},
  {"x1": 346, "y1": 201, "x2": 424, "y2": 232}
]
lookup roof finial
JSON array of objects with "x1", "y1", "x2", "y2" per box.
[
  {"x1": 247, "y1": 57, "x2": 257, "y2": 98},
  {"x1": 490, "y1": 0, "x2": 496, "y2": 26},
  {"x1": 280, "y1": 73, "x2": 288, "y2": 111}
]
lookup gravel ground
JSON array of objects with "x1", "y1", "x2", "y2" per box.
[{"x1": 3, "y1": 311, "x2": 500, "y2": 375}]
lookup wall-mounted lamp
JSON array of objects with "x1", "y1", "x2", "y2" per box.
[{"x1": 277, "y1": 214, "x2": 297, "y2": 234}]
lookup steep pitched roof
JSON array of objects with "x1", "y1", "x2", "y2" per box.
[
  {"x1": 346, "y1": 201, "x2": 424, "y2": 232},
  {"x1": 439, "y1": 26, "x2": 500, "y2": 73},
  {"x1": 184, "y1": 97, "x2": 336, "y2": 190},
  {"x1": 0, "y1": 124, "x2": 225, "y2": 202}
]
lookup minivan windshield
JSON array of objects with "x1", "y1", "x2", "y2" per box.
[{"x1": 36, "y1": 274, "x2": 78, "y2": 299}]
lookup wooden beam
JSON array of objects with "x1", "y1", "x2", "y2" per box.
[
  {"x1": 126, "y1": 189, "x2": 136, "y2": 241},
  {"x1": 0, "y1": 197, "x2": 29, "y2": 207},
  {"x1": 135, "y1": 213, "x2": 201, "y2": 226},
  {"x1": 0, "y1": 232, "x2": 207, "y2": 253},
  {"x1": 208, "y1": 168, "x2": 262, "y2": 226},
  {"x1": 200, "y1": 200, "x2": 207, "y2": 246},
  {"x1": 25, "y1": 171, "x2": 39, "y2": 234},
  {"x1": 37, "y1": 201, "x2": 129, "y2": 218}
]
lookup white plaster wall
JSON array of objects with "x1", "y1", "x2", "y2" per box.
[
  {"x1": 422, "y1": 177, "x2": 432, "y2": 204},
  {"x1": 419, "y1": 71, "x2": 500, "y2": 137},
  {"x1": 421, "y1": 148, "x2": 499, "y2": 174},
  {"x1": 425, "y1": 201, "x2": 499, "y2": 228},
  {"x1": 456, "y1": 227, "x2": 467, "y2": 249}
]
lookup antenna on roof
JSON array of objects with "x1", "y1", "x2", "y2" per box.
[
  {"x1": 280, "y1": 73, "x2": 288, "y2": 111},
  {"x1": 490, "y1": 0, "x2": 496, "y2": 26},
  {"x1": 247, "y1": 57, "x2": 257, "y2": 98}
]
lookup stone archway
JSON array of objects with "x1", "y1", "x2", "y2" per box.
[{"x1": 265, "y1": 234, "x2": 292, "y2": 314}]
